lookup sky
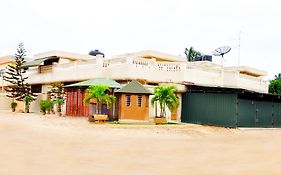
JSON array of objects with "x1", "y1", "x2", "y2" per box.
[{"x1": 0, "y1": 0, "x2": 280, "y2": 79}]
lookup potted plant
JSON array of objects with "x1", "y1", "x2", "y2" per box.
[
  {"x1": 151, "y1": 86, "x2": 179, "y2": 124},
  {"x1": 84, "y1": 84, "x2": 116, "y2": 122},
  {"x1": 11, "y1": 101, "x2": 17, "y2": 112},
  {"x1": 54, "y1": 98, "x2": 65, "y2": 116},
  {"x1": 23, "y1": 95, "x2": 34, "y2": 113},
  {"x1": 46, "y1": 100, "x2": 54, "y2": 114},
  {"x1": 40, "y1": 100, "x2": 47, "y2": 115}
]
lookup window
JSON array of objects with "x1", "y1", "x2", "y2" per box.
[
  {"x1": 126, "y1": 95, "x2": 131, "y2": 107},
  {"x1": 138, "y1": 95, "x2": 142, "y2": 107},
  {"x1": 31, "y1": 85, "x2": 42, "y2": 93}
]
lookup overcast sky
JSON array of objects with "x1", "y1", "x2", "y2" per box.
[{"x1": 0, "y1": 0, "x2": 280, "y2": 79}]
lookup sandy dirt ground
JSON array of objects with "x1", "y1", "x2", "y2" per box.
[{"x1": 0, "y1": 111, "x2": 281, "y2": 175}]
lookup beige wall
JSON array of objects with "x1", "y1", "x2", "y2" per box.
[
  {"x1": 119, "y1": 94, "x2": 149, "y2": 121},
  {"x1": 0, "y1": 93, "x2": 12, "y2": 111}
]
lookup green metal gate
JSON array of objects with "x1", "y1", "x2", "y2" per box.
[
  {"x1": 181, "y1": 90, "x2": 281, "y2": 128},
  {"x1": 256, "y1": 101, "x2": 273, "y2": 127},
  {"x1": 237, "y1": 99, "x2": 256, "y2": 127},
  {"x1": 273, "y1": 102, "x2": 281, "y2": 127},
  {"x1": 181, "y1": 93, "x2": 236, "y2": 127}
]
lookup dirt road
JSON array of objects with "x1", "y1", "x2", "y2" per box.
[{"x1": 0, "y1": 111, "x2": 280, "y2": 175}]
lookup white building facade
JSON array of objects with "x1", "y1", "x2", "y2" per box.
[{"x1": 0, "y1": 50, "x2": 268, "y2": 121}]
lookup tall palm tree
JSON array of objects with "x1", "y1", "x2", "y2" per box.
[
  {"x1": 151, "y1": 86, "x2": 179, "y2": 118},
  {"x1": 84, "y1": 85, "x2": 116, "y2": 114}
]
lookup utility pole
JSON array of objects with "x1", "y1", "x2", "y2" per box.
[{"x1": 238, "y1": 31, "x2": 241, "y2": 66}]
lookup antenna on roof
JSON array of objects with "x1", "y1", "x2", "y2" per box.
[{"x1": 212, "y1": 46, "x2": 231, "y2": 66}]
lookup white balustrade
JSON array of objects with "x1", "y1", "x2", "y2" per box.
[{"x1": 22, "y1": 56, "x2": 268, "y2": 93}]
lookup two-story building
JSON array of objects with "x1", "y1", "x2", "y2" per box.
[{"x1": 0, "y1": 49, "x2": 269, "y2": 122}]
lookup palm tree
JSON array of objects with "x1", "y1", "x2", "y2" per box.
[
  {"x1": 184, "y1": 47, "x2": 202, "y2": 62},
  {"x1": 84, "y1": 85, "x2": 116, "y2": 114},
  {"x1": 184, "y1": 46, "x2": 202, "y2": 62},
  {"x1": 274, "y1": 73, "x2": 281, "y2": 81},
  {"x1": 151, "y1": 86, "x2": 179, "y2": 118},
  {"x1": 23, "y1": 95, "x2": 34, "y2": 113}
]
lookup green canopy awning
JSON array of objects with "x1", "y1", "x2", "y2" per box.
[
  {"x1": 116, "y1": 80, "x2": 152, "y2": 94},
  {"x1": 64, "y1": 78, "x2": 122, "y2": 88},
  {"x1": 21, "y1": 58, "x2": 49, "y2": 68}
]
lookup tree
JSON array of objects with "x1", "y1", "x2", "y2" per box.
[
  {"x1": 184, "y1": 47, "x2": 202, "y2": 62},
  {"x1": 150, "y1": 86, "x2": 179, "y2": 118},
  {"x1": 49, "y1": 83, "x2": 65, "y2": 115},
  {"x1": 3, "y1": 43, "x2": 36, "y2": 107},
  {"x1": 269, "y1": 73, "x2": 281, "y2": 94},
  {"x1": 83, "y1": 85, "x2": 116, "y2": 114},
  {"x1": 274, "y1": 73, "x2": 281, "y2": 81}
]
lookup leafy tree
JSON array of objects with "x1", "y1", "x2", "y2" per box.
[
  {"x1": 151, "y1": 86, "x2": 179, "y2": 118},
  {"x1": 3, "y1": 43, "x2": 36, "y2": 105},
  {"x1": 84, "y1": 85, "x2": 116, "y2": 114},
  {"x1": 184, "y1": 47, "x2": 202, "y2": 62},
  {"x1": 269, "y1": 74, "x2": 281, "y2": 94}
]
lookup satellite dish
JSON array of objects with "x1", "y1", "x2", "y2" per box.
[{"x1": 212, "y1": 46, "x2": 231, "y2": 66}]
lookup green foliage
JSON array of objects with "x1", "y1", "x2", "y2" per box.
[
  {"x1": 3, "y1": 43, "x2": 36, "y2": 101},
  {"x1": 23, "y1": 95, "x2": 33, "y2": 105},
  {"x1": 268, "y1": 73, "x2": 281, "y2": 94},
  {"x1": 46, "y1": 100, "x2": 54, "y2": 113},
  {"x1": 184, "y1": 47, "x2": 203, "y2": 62},
  {"x1": 40, "y1": 100, "x2": 54, "y2": 113},
  {"x1": 11, "y1": 101, "x2": 17, "y2": 109},
  {"x1": 269, "y1": 80, "x2": 281, "y2": 94},
  {"x1": 40, "y1": 100, "x2": 48, "y2": 113},
  {"x1": 151, "y1": 86, "x2": 179, "y2": 118},
  {"x1": 274, "y1": 73, "x2": 281, "y2": 81},
  {"x1": 84, "y1": 84, "x2": 116, "y2": 114},
  {"x1": 23, "y1": 95, "x2": 34, "y2": 113}
]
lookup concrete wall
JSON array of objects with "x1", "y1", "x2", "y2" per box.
[{"x1": 0, "y1": 93, "x2": 12, "y2": 111}]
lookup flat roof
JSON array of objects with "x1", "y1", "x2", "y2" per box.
[
  {"x1": 34, "y1": 50, "x2": 96, "y2": 61},
  {"x1": 226, "y1": 66, "x2": 267, "y2": 76}
]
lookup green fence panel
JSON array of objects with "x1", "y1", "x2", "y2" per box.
[
  {"x1": 181, "y1": 93, "x2": 236, "y2": 127},
  {"x1": 181, "y1": 93, "x2": 207, "y2": 124},
  {"x1": 237, "y1": 99, "x2": 256, "y2": 127},
  {"x1": 273, "y1": 102, "x2": 281, "y2": 127},
  {"x1": 206, "y1": 93, "x2": 236, "y2": 127},
  {"x1": 256, "y1": 101, "x2": 273, "y2": 127}
]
